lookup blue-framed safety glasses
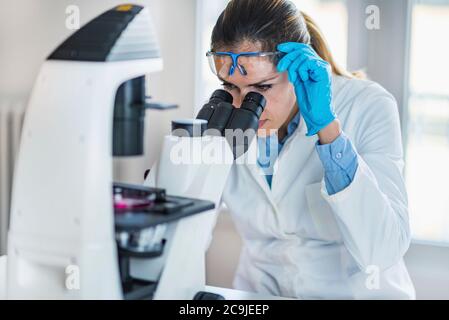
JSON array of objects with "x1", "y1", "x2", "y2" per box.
[{"x1": 206, "y1": 51, "x2": 284, "y2": 77}]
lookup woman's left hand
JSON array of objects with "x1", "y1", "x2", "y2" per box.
[{"x1": 277, "y1": 42, "x2": 337, "y2": 137}]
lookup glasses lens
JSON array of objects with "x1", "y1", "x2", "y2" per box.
[
  {"x1": 237, "y1": 54, "x2": 279, "y2": 76},
  {"x1": 207, "y1": 52, "x2": 280, "y2": 77},
  {"x1": 207, "y1": 54, "x2": 233, "y2": 77}
]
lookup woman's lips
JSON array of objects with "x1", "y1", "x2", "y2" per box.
[{"x1": 258, "y1": 120, "x2": 267, "y2": 129}]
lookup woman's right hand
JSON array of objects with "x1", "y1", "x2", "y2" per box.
[{"x1": 277, "y1": 42, "x2": 337, "y2": 137}]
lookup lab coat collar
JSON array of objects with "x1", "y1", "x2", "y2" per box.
[
  {"x1": 245, "y1": 154, "x2": 279, "y2": 212},
  {"x1": 271, "y1": 114, "x2": 318, "y2": 203},
  {"x1": 244, "y1": 112, "x2": 316, "y2": 211}
]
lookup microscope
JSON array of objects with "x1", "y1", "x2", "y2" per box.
[{"x1": 4, "y1": 4, "x2": 266, "y2": 300}]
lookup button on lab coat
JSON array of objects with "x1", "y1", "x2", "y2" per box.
[{"x1": 221, "y1": 75, "x2": 416, "y2": 299}]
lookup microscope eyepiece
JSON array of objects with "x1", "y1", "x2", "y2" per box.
[
  {"x1": 195, "y1": 89, "x2": 267, "y2": 159},
  {"x1": 210, "y1": 89, "x2": 233, "y2": 104},
  {"x1": 241, "y1": 92, "x2": 266, "y2": 118},
  {"x1": 196, "y1": 89, "x2": 234, "y2": 133}
]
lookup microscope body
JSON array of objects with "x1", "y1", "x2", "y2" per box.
[
  {"x1": 7, "y1": 58, "x2": 160, "y2": 300},
  {"x1": 6, "y1": 5, "x2": 166, "y2": 299}
]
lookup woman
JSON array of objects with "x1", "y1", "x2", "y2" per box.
[{"x1": 208, "y1": 0, "x2": 415, "y2": 299}]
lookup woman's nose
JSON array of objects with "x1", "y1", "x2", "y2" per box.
[
  {"x1": 234, "y1": 95, "x2": 243, "y2": 108},
  {"x1": 234, "y1": 90, "x2": 250, "y2": 108}
]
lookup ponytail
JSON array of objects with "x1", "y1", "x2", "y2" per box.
[{"x1": 301, "y1": 11, "x2": 365, "y2": 79}]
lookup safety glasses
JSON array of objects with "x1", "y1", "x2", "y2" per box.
[{"x1": 206, "y1": 51, "x2": 284, "y2": 77}]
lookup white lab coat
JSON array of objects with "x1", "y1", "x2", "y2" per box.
[{"x1": 221, "y1": 74, "x2": 416, "y2": 299}]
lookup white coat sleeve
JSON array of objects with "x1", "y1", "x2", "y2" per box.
[{"x1": 320, "y1": 90, "x2": 411, "y2": 271}]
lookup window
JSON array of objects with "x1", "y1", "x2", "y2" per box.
[{"x1": 406, "y1": 0, "x2": 449, "y2": 243}]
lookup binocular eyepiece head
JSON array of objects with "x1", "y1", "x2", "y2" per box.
[
  {"x1": 204, "y1": 89, "x2": 266, "y2": 119},
  {"x1": 196, "y1": 89, "x2": 267, "y2": 132},
  {"x1": 241, "y1": 91, "x2": 266, "y2": 118},
  {"x1": 209, "y1": 89, "x2": 233, "y2": 105},
  {"x1": 194, "y1": 89, "x2": 267, "y2": 159},
  {"x1": 166, "y1": 89, "x2": 268, "y2": 159}
]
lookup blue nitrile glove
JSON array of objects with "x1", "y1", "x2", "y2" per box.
[{"x1": 277, "y1": 42, "x2": 336, "y2": 136}]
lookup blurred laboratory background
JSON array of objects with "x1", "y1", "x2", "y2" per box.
[{"x1": 0, "y1": 0, "x2": 448, "y2": 299}]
